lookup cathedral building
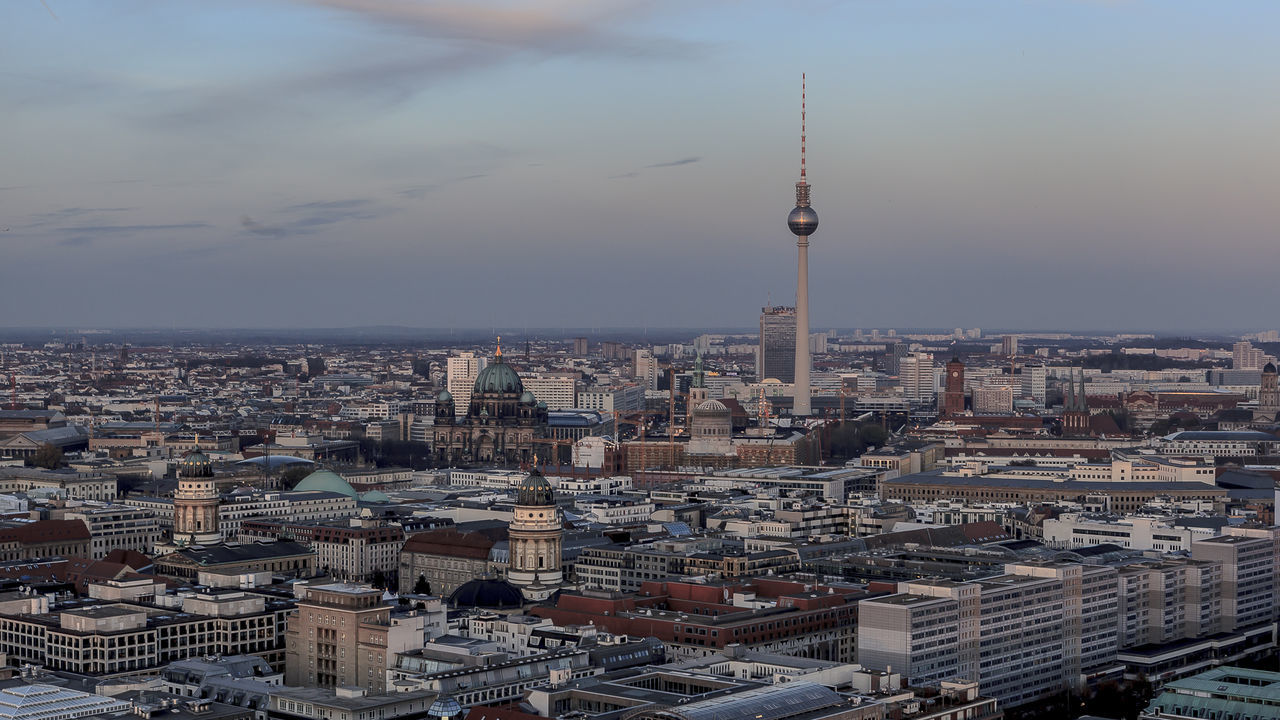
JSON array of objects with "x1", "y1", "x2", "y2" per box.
[
  {"x1": 173, "y1": 448, "x2": 222, "y2": 546},
  {"x1": 506, "y1": 467, "x2": 563, "y2": 601},
  {"x1": 433, "y1": 344, "x2": 549, "y2": 466}
]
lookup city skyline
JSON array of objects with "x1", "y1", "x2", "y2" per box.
[{"x1": 4, "y1": 1, "x2": 1280, "y2": 330}]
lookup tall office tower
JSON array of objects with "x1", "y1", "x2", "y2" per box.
[
  {"x1": 572, "y1": 337, "x2": 589, "y2": 356},
  {"x1": 942, "y1": 356, "x2": 965, "y2": 417},
  {"x1": 446, "y1": 352, "x2": 487, "y2": 416},
  {"x1": 900, "y1": 352, "x2": 936, "y2": 405},
  {"x1": 633, "y1": 349, "x2": 659, "y2": 391},
  {"x1": 757, "y1": 305, "x2": 797, "y2": 382},
  {"x1": 1234, "y1": 341, "x2": 1264, "y2": 370},
  {"x1": 1001, "y1": 335, "x2": 1018, "y2": 356},
  {"x1": 786, "y1": 74, "x2": 818, "y2": 416},
  {"x1": 885, "y1": 341, "x2": 908, "y2": 375},
  {"x1": 1021, "y1": 364, "x2": 1047, "y2": 405}
]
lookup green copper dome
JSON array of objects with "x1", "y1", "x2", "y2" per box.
[
  {"x1": 292, "y1": 469, "x2": 358, "y2": 498},
  {"x1": 473, "y1": 357, "x2": 523, "y2": 395},
  {"x1": 178, "y1": 449, "x2": 213, "y2": 478},
  {"x1": 516, "y1": 467, "x2": 555, "y2": 507}
]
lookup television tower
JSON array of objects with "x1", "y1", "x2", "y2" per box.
[{"x1": 787, "y1": 73, "x2": 818, "y2": 417}]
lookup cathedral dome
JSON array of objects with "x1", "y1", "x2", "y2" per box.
[
  {"x1": 520, "y1": 390, "x2": 536, "y2": 404},
  {"x1": 516, "y1": 467, "x2": 555, "y2": 507},
  {"x1": 437, "y1": 389, "x2": 453, "y2": 402},
  {"x1": 1266, "y1": 362, "x2": 1276, "y2": 374},
  {"x1": 448, "y1": 577, "x2": 525, "y2": 609},
  {"x1": 473, "y1": 358, "x2": 523, "y2": 395}
]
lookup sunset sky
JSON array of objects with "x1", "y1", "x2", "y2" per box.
[{"x1": 4, "y1": 0, "x2": 1279, "y2": 331}]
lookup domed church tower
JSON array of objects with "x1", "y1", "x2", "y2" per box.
[
  {"x1": 506, "y1": 465, "x2": 562, "y2": 601},
  {"x1": 174, "y1": 447, "x2": 221, "y2": 546}
]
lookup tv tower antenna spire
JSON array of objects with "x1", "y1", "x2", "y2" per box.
[{"x1": 800, "y1": 72, "x2": 807, "y2": 184}]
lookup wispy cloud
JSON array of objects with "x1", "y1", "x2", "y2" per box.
[
  {"x1": 397, "y1": 173, "x2": 489, "y2": 200},
  {"x1": 141, "y1": 1, "x2": 697, "y2": 130},
  {"x1": 610, "y1": 156, "x2": 701, "y2": 179},
  {"x1": 240, "y1": 198, "x2": 397, "y2": 237},
  {"x1": 240, "y1": 216, "x2": 286, "y2": 237},
  {"x1": 646, "y1": 156, "x2": 700, "y2": 168},
  {"x1": 35, "y1": 207, "x2": 135, "y2": 220},
  {"x1": 59, "y1": 223, "x2": 209, "y2": 234}
]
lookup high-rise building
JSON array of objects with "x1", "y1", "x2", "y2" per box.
[
  {"x1": 942, "y1": 357, "x2": 965, "y2": 417},
  {"x1": 633, "y1": 349, "x2": 659, "y2": 391},
  {"x1": 572, "y1": 337, "x2": 588, "y2": 356},
  {"x1": 757, "y1": 306, "x2": 796, "y2": 383},
  {"x1": 446, "y1": 352, "x2": 487, "y2": 416},
  {"x1": 1234, "y1": 341, "x2": 1265, "y2": 370},
  {"x1": 1001, "y1": 335, "x2": 1018, "y2": 356},
  {"x1": 1021, "y1": 364, "x2": 1047, "y2": 405},
  {"x1": 885, "y1": 341, "x2": 908, "y2": 375},
  {"x1": 899, "y1": 352, "x2": 935, "y2": 405},
  {"x1": 786, "y1": 74, "x2": 818, "y2": 416}
]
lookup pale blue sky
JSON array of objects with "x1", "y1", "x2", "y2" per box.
[{"x1": 3, "y1": 0, "x2": 1279, "y2": 331}]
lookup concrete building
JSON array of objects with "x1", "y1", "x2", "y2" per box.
[
  {"x1": 635, "y1": 350, "x2": 660, "y2": 391},
  {"x1": 758, "y1": 306, "x2": 797, "y2": 383},
  {"x1": 899, "y1": 353, "x2": 936, "y2": 406},
  {"x1": 447, "y1": 352, "x2": 487, "y2": 416},
  {"x1": 1144, "y1": 666, "x2": 1280, "y2": 720},
  {"x1": 520, "y1": 375, "x2": 578, "y2": 410},
  {"x1": 1043, "y1": 513, "x2": 1222, "y2": 552},
  {"x1": 283, "y1": 583, "x2": 424, "y2": 693},
  {"x1": 1192, "y1": 529, "x2": 1277, "y2": 632},
  {"x1": 62, "y1": 503, "x2": 161, "y2": 559}
]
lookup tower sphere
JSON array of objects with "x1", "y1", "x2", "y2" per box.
[{"x1": 788, "y1": 206, "x2": 818, "y2": 237}]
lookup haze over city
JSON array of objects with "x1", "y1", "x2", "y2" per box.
[{"x1": 4, "y1": 0, "x2": 1280, "y2": 330}]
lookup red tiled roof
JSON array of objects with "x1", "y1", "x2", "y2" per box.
[
  {"x1": 402, "y1": 528, "x2": 495, "y2": 559},
  {"x1": 0, "y1": 519, "x2": 90, "y2": 545}
]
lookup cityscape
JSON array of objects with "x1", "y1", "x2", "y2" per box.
[{"x1": 5, "y1": 3, "x2": 1280, "y2": 720}]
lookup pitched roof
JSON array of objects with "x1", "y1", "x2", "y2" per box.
[
  {"x1": 0, "y1": 519, "x2": 90, "y2": 545},
  {"x1": 403, "y1": 528, "x2": 496, "y2": 559}
]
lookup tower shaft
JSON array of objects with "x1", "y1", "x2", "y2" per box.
[{"x1": 794, "y1": 237, "x2": 811, "y2": 416}]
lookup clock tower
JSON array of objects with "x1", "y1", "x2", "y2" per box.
[{"x1": 942, "y1": 356, "x2": 965, "y2": 417}]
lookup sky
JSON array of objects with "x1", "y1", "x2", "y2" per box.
[{"x1": 3, "y1": 0, "x2": 1280, "y2": 333}]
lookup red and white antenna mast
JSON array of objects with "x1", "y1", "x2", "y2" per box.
[{"x1": 800, "y1": 72, "x2": 807, "y2": 184}]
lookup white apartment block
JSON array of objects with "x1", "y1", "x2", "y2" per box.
[
  {"x1": 447, "y1": 352, "x2": 487, "y2": 415},
  {"x1": 576, "y1": 384, "x2": 645, "y2": 412},
  {"x1": 1043, "y1": 513, "x2": 1219, "y2": 552},
  {"x1": 62, "y1": 504, "x2": 161, "y2": 559},
  {"x1": 634, "y1": 350, "x2": 660, "y2": 391},
  {"x1": 520, "y1": 376, "x2": 578, "y2": 410},
  {"x1": 899, "y1": 352, "x2": 936, "y2": 405}
]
